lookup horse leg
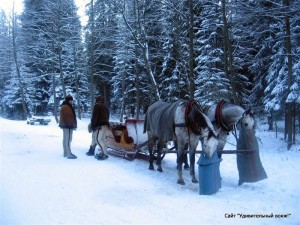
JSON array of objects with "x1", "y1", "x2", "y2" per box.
[
  {"x1": 148, "y1": 136, "x2": 155, "y2": 170},
  {"x1": 177, "y1": 142, "x2": 185, "y2": 185},
  {"x1": 189, "y1": 141, "x2": 198, "y2": 183},
  {"x1": 156, "y1": 140, "x2": 164, "y2": 172},
  {"x1": 183, "y1": 143, "x2": 190, "y2": 169},
  {"x1": 175, "y1": 142, "x2": 189, "y2": 169}
]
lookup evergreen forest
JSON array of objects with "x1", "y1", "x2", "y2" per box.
[{"x1": 0, "y1": 0, "x2": 299, "y2": 148}]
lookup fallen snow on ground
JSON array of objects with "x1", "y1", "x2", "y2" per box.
[{"x1": 0, "y1": 117, "x2": 299, "y2": 225}]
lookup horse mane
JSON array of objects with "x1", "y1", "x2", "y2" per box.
[{"x1": 185, "y1": 100, "x2": 208, "y2": 135}]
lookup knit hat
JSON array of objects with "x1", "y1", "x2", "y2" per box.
[
  {"x1": 96, "y1": 95, "x2": 104, "y2": 103},
  {"x1": 65, "y1": 95, "x2": 73, "y2": 101}
]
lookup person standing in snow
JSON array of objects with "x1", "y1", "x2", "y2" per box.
[
  {"x1": 86, "y1": 95, "x2": 110, "y2": 160},
  {"x1": 59, "y1": 95, "x2": 77, "y2": 159}
]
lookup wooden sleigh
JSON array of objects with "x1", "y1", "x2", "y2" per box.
[{"x1": 104, "y1": 119, "x2": 150, "y2": 160}]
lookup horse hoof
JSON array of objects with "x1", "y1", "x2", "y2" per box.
[
  {"x1": 149, "y1": 165, "x2": 154, "y2": 170},
  {"x1": 192, "y1": 179, "x2": 198, "y2": 184},
  {"x1": 184, "y1": 165, "x2": 190, "y2": 170},
  {"x1": 177, "y1": 180, "x2": 185, "y2": 185},
  {"x1": 157, "y1": 168, "x2": 163, "y2": 172}
]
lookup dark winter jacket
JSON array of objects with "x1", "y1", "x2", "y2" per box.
[
  {"x1": 59, "y1": 101, "x2": 77, "y2": 129},
  {"x1": 91, "y1": 102, "x2": 109, "y2": 130}
]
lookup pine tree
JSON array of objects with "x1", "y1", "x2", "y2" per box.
[
  {"x1": 20, "y1": 0, "x2": 86, "y2": 118},
  {"x1": 85, "y1": 0, "x2": 119, "y2": 112},
  {"x1": 112, "y1": 13, "x2": 136, "y2": 120},
  {"x1": 159, "y1": 0, "x2": 189, "y2": 101},
  {"x1": 0, "y1": 10, "x2": 13, "y2": 116},
  {"x1": 194, "y1": 0, "x2": 230, "y2": 105}
]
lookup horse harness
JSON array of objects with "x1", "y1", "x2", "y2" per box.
[{"x1": 173, "y1": 100, "x2": 205, "y2": 136}]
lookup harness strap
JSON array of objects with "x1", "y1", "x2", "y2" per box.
[{"x1": 174, "y1": 123, "x2": 187, "y2": 127}]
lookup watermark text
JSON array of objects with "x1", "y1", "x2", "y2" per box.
[{"x1": 224, "y1": 213, "x2": 291, "y2": 219}]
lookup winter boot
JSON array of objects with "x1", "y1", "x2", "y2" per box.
[
  {"x1": 67, "y1": 154, "x2": 77, "y2": 159},
  {"x1": 97, "y1": 154, "x2": 108, "y2": 160},
  {"x1": 86, "y1": 146, "x2": 95, "y2": 156}
]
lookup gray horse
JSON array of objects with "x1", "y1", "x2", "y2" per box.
[
  {"x1": 144, "y1": 100, "x2": 219, "y2": 185},
  {"x1": 205, "y1": 100, "x2": 255, "y2": 153}
]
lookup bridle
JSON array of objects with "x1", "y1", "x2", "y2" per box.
[{"x1": 219, "y1": 110, "x2": 255, "y2": 146}]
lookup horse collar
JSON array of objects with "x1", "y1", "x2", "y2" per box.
[{"x1": 215, "y1": 100, "x2": 230, "y2": 132}]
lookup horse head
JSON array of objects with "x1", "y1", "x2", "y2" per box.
[
  {"x1": 187, "y1": 102, "x2": 219, "y2": 159},
  {"x1": 200, "y1": 126, "x2": 220, "y2": 159},
  {"x1": 240, "y1": 108, "x2": 255, "y2": 130}
]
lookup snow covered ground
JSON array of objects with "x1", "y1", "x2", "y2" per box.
[{"x1": 0, "y1": 116, "x2": 299, "y2": 225}]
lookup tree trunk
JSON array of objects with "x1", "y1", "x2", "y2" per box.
[
  {"x1": 58, "y1": 47, "x2": 66, "y2": 98},
  {"x1": 12, "y1": 8, "x2": 27, "y2": 120},
  {"x1": 120, "y1": 71, "x2": 125, "y2": 122},
  {"x1": 293, "y1": 103, "x2": 295, "y2": 144},
  {"x1": 75, "y1": 73, "x2": 81, "y2": 120},
  {"x1": 89, "y1": 0, "x2": 95, "y2": 112},
  {"x1": 188, "y1": 0, "x2": 195, "y2": 99},
  {"x1": 53, "y1": 75, "x2": 59, "y2": 123},
  {"x1": 73, "y1": 46, "x2": 81, "y2": 120},
  {"x1": 221, "y1": 0, "x2": 239, "y2": 104},
  {"x1": 135, "y1": 45, "x2": 140, "y2": 119},
  {"x1": 121, "y1": 2, "x2": 161, "y2": 101},
  {"x1": 286, "y1": 103, "x2": 293, "y2": 149},
  {"x1": 284, "y1": 0, "x2": 293, "y2": 149},
  {"x1": 134, "y1": 0, "x2": 140, "y2": 118},
  {"x1": 268, "y1": 110, "x2": 273, "y2": 131},
  {"x1": 298, "y1": 105, "x2": 300, "y2": 133}
]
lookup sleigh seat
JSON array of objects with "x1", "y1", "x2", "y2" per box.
[{"x1": 110, "y1": 123, "x2": 134, "y2": 144}]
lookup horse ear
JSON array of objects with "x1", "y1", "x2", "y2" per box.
[
  {"x1": 244, "y1": 108, "x2": 254, "y2": 117},
  {"x1": 213, "y1": 128, "x2": 221, "y2": 137},
  {"x1": 201, "y1": 112, "x2": 215, "y2": 131}
]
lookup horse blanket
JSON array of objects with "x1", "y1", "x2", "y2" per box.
[
  {"x1": 144, "y1": 100, "x2": 184, "y2": 142},
  {"x1": 236, "y1": 125, "x2": 267, "y2": 185}
]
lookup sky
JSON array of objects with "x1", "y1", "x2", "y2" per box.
[
  {"x1": 0, "y1": 116, "x2": 299, "y2": 225},
  {"x1": 0, "y1": 0, "x2": 89, "y2": 26}
]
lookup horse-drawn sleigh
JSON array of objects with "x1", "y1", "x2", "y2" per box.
[{"x1": 103, "y1": 99, "x2": 256, "y2": 185}]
